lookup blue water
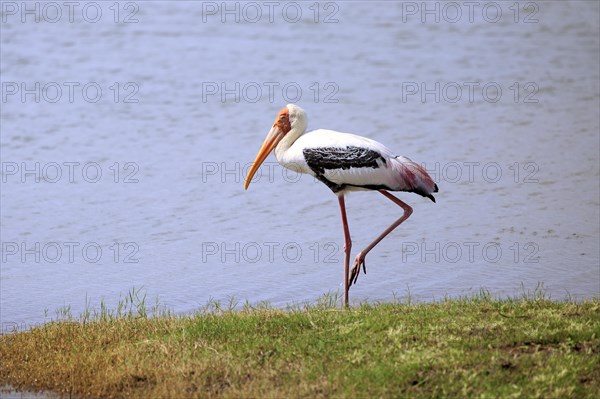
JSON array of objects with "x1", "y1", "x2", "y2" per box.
[{"x1": 1, "y1": 1, "x2": 599, "y2": 330}]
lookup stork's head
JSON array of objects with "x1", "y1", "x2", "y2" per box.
[
  {"x1": 244, "y1": 104, "x2": 306, "y2": 190},
  {"x1": 286, "y1": 103, "x2": 307, "y2": 133}
]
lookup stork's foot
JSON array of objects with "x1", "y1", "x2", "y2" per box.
[{"x1": 348, "y1": 252, "x2": 367, "y2": 288}]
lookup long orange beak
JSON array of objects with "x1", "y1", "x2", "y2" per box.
[{"x1": 244, "y1": 125, "x2": 285, "y2": 190}]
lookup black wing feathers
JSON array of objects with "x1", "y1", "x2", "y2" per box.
[{"x1": 303, "y1": 146, "x2": 387, "y2": 193}]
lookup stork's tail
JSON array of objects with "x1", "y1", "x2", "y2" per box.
[{"x1": 392, "y1": 156, "x2": 439, "y2": 202}]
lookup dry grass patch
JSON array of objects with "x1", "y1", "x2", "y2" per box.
[{"x1": 1, "y1": 290, "x2": 599, "y2": 398}]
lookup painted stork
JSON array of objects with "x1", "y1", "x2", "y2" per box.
[{"x1": 244, "y1": 104, "x2": 438, "y2": 307}]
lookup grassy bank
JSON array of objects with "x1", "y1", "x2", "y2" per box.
[{"x1": 1, "y1": 292, "x2": 599, "y2": 398}]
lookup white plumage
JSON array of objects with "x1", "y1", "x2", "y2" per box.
[{"x1": 277, "y1": 128, "x2": 437, "y2": 198}]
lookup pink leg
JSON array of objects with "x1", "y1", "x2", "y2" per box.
[
  {"x1": 338, "y1": 195, "x2": 352, "y2": 307},
  {"x1": 349, "y1": 190, "x2": 413, "y2": 287}
]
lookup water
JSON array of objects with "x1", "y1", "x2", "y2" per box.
[
  {"x1": 1, "y1": 1, "x2": 599, "y2": 330},
  {"x1": 0, "y1": 386, "x2": 59, "y2": 399}
]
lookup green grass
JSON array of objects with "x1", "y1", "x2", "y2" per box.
[{"x1": 1, "y1": 289, "x2": 599, "y2": 398}]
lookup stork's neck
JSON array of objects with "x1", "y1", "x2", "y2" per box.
[{"x1": 274, "y1": 118, "x2": 307, "y2": 162}]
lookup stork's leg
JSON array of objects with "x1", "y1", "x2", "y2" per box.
[
  {"x1": 338, "y1": 195, "x2": 352, "y2": 307},
  {"x1": 349, "y1": 190, "x2": 413, "y2": 287}
]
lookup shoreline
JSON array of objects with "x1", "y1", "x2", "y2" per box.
[{"x1": 1, "y1": 294, "x2": 599, "y2": 398}]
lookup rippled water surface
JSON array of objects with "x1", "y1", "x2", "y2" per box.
[{"x1": 1, "y1": 1, "x2": 599, "y2": 327}]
